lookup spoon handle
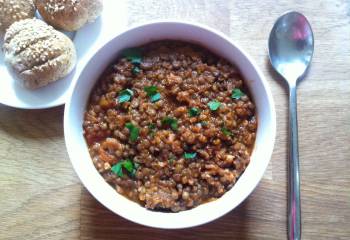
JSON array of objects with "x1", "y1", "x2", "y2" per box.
[{"x1": 288, "y1": 85, "x2": 301, "y2": 240}]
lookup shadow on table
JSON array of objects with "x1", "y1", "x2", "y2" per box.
[
  {"x1": 266, "y1": 56, "x2": 289, "y2": 224},
  {"x1": 265, "y1": 56, "x2": 288, "y2": 90},
  {"x1": 0, "y1": 105, "x2": 64, "y2": 139},
  {"x1": 80, "y1": 188, "x2": 252, "y2": 240}
]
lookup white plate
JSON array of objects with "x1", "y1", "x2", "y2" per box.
[{"x1": 0, "y1": 0, "x2": 127, "y2": 109}]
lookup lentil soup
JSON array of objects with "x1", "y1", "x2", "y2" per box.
[{"x1": 83, "y1": 41, "x2": 257, "y2": 212}]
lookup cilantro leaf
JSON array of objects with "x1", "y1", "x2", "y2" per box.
[
  {"x1": 184, "y1": 152, "x2": 197, "y2": 159},
  {"x1": 122, "y1": 48, "x2": 142, "y2": 65},
  {"x1": 168, "y1": 155, "x2": 176, "y2": 164},
  {"x1": 150, "y1": 93, "x2": 161, "y2": 102},
  {"x1": 231, "y1": 88, "x2": 245, "y2": 100},
  {"x1": 170, "y1": 121, "x2": 178, "y2": 131},
  {"x1": 221, "y1": 127, "x2": 233, "y2": 137},
  {"x1": 188, "y1": 107, "x2": 201, "y2": 117},
  {"x1": 118, "y1": 94, "x2": 131, "y2": 103},
  {"x1": 111, "y1": 159, "x2": 136, "y2": 177},
  {"x1": 111, "y1": 162, "x2": 123, "y2": 177},
  {"x1": 134, "y1": 162, "x2": 140, "y2": 169},
  {"x1": 132, "y1": 66, "x2": 141, "y2": 75},
  {"x1": 122, "y1": 159, "x2": 134, "y2": 172},
  {"x1": 144, "y1": 86, "x2": 161, "y2": 103},
  {"x1": 208, "y1": 100, "x2": 221, "y2": 111},
  {"x1": 118, "y1": 89, "x2": 133, "y2": 103},
  {"x1": 125, "y1": 122, "x2": 140, "y2": 142},
  {"x1": 148, "y1": 123, "x2": 156, "y2": 136},
  {"x1": 162, "y1": 117, "x2": 178, "y2": 131},
  {"x1": 144, "y1": 86, "x2": 158, "y2": 96}
]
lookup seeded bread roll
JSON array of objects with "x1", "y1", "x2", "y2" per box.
[
  {"x1": 0, "y1": 0, "x2": 36, "y2": 35},
  {"x1": 35, "y1": 0, "x2": 103, "y2": 32},
  {"x1": 3, "y1": 19, "x2": 76, "y2": 89}
]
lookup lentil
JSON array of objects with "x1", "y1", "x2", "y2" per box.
[{"x1": 83, "y1": 41, "x2": 257, "y2": 212}]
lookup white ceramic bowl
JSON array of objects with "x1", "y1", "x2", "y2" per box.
[{"x1": 64, "y1": 21, "x2": 276, "y2": 229}]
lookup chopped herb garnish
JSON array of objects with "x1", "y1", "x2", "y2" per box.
[
  {"x1": 125, "y1": 122, "x2": 139, "y2": 142},
  {"x1": 122, "y1": 48, "x2": 142, "y2": 65},
  {"x1": 148, "y1": 123, "x2": 156, "y2": 136},
  {"x1": 148, "y1": 123, "x2": 156, "y2": 130},
  {"x1": 119, "y1": 88, "x2": 133, "y2": 96},
  {"x1": 208, "y1": 100, "x2": 221, "y2": 111},
  {"x1": 144, "y1": 86, "x2": 158, "y2": 96},
  {"x1": 188, "y1": 107, "x2": 201, "y2": 117},
  {"x1": 231, "y1": 88, "x2": 245, "y2": 100},
  {"x1": 111, "y1": 162, "x2": 123, "y2": 177},
  {"x1": 111, "y1": 159, "x2": 136, "y2": 177},
  {"x1": 134, "y1": 162, "x2": 140, "y2": 169},
  {"x1": 131, "y1": 162, "x2": 140, "y2": 177},
  {"x1": 118, "y1": 89, "x2": 133, "y2": 103},
  {"x1": 132, "y1": 66, "x2": 141, "y2": 75},
  {"x1": 221, "y1": 127, "x2": 233, "y2": 137},
  {"x1": 184, "y1": 152, "x2": 197, "y2": 159},
  {"x1": 144, "y1": 86, "x2": 161, "y2": 102},
  {"x1": 122, "y1": 160, "x2": 133, "y2": 172},
  {"x1": 122, "y1": 48, "x2": 142, "y2": 75},
  {"x1": 118, "y1": 95, "x2": 130, "y2": 103},
  {"x1": 150, "y1": 92, "x2": 161, "y2": 102},
  {"x1": 130, "y1": 170, "x2": 136, "y2": 177},
  {"x1": 168, "y1": 155, "x2": 176, "y2": 164},
  {"x1": 162, "y1": 117, "x2": 178, "y2": 131}
]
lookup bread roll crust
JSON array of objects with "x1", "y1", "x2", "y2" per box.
[
  {"x1": 3, "y1": 19, "x2": 77, "y2": 89},
  {"x1": 35, "y1": 0, "x2": 103, "y2": 31},
  {"x1": 0, "y1": 0, "x2": 36, "y2": 34}
]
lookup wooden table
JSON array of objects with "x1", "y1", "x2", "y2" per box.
[{"x1": 1, "y1": 1, "x2": 349, "y2": 239}]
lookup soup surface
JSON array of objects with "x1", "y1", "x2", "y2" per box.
[{"x1": 83, "y1": 41, "x2": 257, "y2": 212}]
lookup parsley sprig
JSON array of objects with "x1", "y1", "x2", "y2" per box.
[
  {"x1": 162, "y1": 117, "x2": 178, "y2": 131},
  {"x1": 118, "y1": 89, "x2": 133, "y2": 103},
  {"x1": 184, "y1": 152, "x2": 197, "y2": 159},
  {"x1": 125, "y1": 123, "x2": 139, "y2": 142},
  {"x1": 144, "y1": 86, "x2": 161, "y2": 102},
  {"x1": 221, "y1": 127, "x2": 233, "y2": 137},
  {"x1": 111, "y1": 159, "x2": 138, "y2": 177},
  {"x1": 122, "y1": 48, "x2": 142, "y2": 65},
  {"x1": 208, "y1": 100, "x2": 221, "y2": 111},
  {"x1": 122, "y1": 48, "x2": 142, "y2": 75},
  {"x1": 231, "y1": 88, "x2": 245, "y2": 100},
  {"x1": 188, "y1": 107, "x2": 201, "y2": 117}
]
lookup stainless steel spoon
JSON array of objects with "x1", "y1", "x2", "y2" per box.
[{"x1": 268, "y1": 11, "x2": 314, "y2": 240}]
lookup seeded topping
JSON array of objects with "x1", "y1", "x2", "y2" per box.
[
  {"x1": 42, "y1": 0, "x2": 80, "y2": 14},
  {"x1": 0, "y1": 0, "x2": 35, "y2": 33}
]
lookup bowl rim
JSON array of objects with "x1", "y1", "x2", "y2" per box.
[{"x1": 64, "y1": 20, "x2": 276, "y2": 229}]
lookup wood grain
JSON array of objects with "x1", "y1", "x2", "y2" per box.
[{"x1": 1, "y1": 0, "x2": 350, "y2": 239}]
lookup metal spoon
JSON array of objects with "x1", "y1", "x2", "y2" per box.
[{"x1": 268, "y1": 11, "x2": 314, "y2": 240}]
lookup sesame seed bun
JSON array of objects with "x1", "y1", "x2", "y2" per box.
[
  {"x1": 35, "y1": 0, "x2": 103, "y2": 32},
  {"x1": 3, "y1": 19, "x2": 77, "y2": 89},
  {"x1": 0, "y1": 0, "x2": 36, "y2": 35}
]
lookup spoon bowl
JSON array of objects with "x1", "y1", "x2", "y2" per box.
[{"x1": 269, "y1": 11, "x2": 314, "y2": 83}]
